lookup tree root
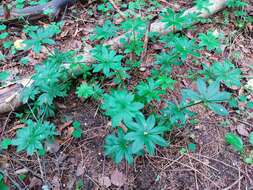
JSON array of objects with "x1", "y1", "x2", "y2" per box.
[{"x1": 0, "y1": 0, "x2": 228, "y2": 114}]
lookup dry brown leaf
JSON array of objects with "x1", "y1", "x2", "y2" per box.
[
  {"x1": 110, "y1": 169, "x2": 125, "y2": 187},
  {"x1": 98, "y1": 176, "x2": 111, "y2": 188},
  {"x1": 76, "y1": 162, "x2": 85, "y2": 177},
  {"x1": 237, "y1": 124, "x2": 249, "y2": 137}
]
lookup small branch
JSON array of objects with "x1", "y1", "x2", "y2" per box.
[
  {"x1": 0, "y1": 169, "x2": 23, "y2": 190},
  {"x1": 108, "y1": 0, "x2": 126, "y2": 20}
]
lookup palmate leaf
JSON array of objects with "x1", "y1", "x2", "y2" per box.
[
  {"x1": 11, "y1": 120, "x2": 57, "y2": 155},
  {"x1": 92, "y1": 20, "x2": 118, "y2": 40},
  {"x1": 101, "y1": 90, "x2": 144, "y2": 127},
  {"x1": 91, "y1": 46, "x2": 124, "y2": 77},
  {"x1": 182, "y1": 79, "x2": 231, "y2": 116},
  {"x1": 76, "y1": 83, "x2": 95, "y2": 99},
  {"x1": 198, "y1": 31, "x2": 221, "y2": 51},
  {"x1": 136, "y1": 78, "x2": 165, "y2": 103},
  {"x1": 160, "y1": 8, "x2": 197, "y2": 31},
  {"x1": 201, "y1": 60, "x2": 241, "y2": 88},
  {"x1": 124, "y1": 114, "x2": 168, "y2": 155},
  {"x1": 104, "y1": 129, "x2": 133, "y2": 164},
  {"x1": 210, "y1": 60, "x2": 241, "y2": 87},
  {"x1": 169, "y1": 36, "x2": 200, "y2": 60}
]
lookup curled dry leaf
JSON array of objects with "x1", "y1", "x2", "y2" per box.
[{"x1": 110, "y1": 169, "x2": 126, "y2": 187}]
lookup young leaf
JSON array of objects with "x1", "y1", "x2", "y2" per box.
[
  {"x1": 225, "y1": 132, "x2": 244, "y2": 152},
  {"x1": 1, "y1": 138, "x2": 12, "y2": 150}
]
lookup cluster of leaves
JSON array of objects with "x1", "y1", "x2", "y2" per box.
[
  {"x1": 226, "y1": 0, "x2": 252, "y2": 28},
  {"x1": 21, "y1": 50, "x2": 71, "y2": 118},
  {"x1": 1, "y1": 120, "x2": 57, "y2": 155}
]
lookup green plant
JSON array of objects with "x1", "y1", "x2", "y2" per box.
[
  {"x1": 182, "y1": 79, "x2": 231, "y2": 116},
  {"x1": 101, "y1": 90, "x2": 144, "y2": 127},
  {"x1": 225, "y1": 132, "x2": 253, "y2": 164},
  {"x1": 225, "y1": 132, "x2": 244, "y2": 152},
  {"x1": 226, "y1": 0, "x2": 251, "y2": 28},
  {"x1": 104, "y1": 128, "x2": 134, "y2": 164},
  {"x1": 135, "y1": 78, "x2": 165, "y2": 103},
  {"x1": 201, "y1": 60, "x2": 241, "y2": 87},
  {"x1": 11, "y1": 120, "x2": 57, "y2": 155},
  {"x1": 23, "y1": 23, "x2": 62, "y2": 54},
  {"x1": 194, "y1": 0, "x2": 213, "y2": 12},
  {"x1": 72, "y1": 121, "x2": 82, "y2": 139},
  {"x1": 91, "y1": 46, "x2": 124, "y2": 77},
  {"x1": 198, "y1": 31, "x2": 221, "y2": 52},
  {"x1": 91, "y1": 20, "x2": 118, "y2": 41},
  {"x1": 21, "y1": 51, "x2": 70, "y2": 118},
  {"x1": 125, "y1": 114, "x2": 168, "y2": 155},
  {"x1": 168, "y1": 36, "x2": 200, "y2": 60},
  {"x1": 0, "y1": 173, "x2": 8, "y2": 190},
  {"x1": 0, "y1": 24, "x2": 8, "y2": 40},
  {"x1": 161, "y1": 8, "x2": 197, "y2": 31}
]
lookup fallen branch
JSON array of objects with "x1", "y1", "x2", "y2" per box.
[
  {"x1": 0, "y1": 0, "x2": 74, "y2": 22},
  {"x1": 0, "y1": 0, "x2": 228, "y2": 114}
]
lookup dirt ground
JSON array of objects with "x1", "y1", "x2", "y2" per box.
[{"x1": 0, "y1": 0, "x2": 253, "y2": 189}]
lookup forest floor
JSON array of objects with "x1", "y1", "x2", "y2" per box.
[{"x1": 0, "y1": 0, "x2": 253, "y2": 189}]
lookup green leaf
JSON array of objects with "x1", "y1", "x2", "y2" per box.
[
  {"x1": 0, "y1": 182, "x2": 9, "y2": 190},
  {"x1": 207, "y1": 103, "x2": 229, "y2": 116},
  {"x1": 249, "y1": 132, "x2": 253, "y2": 146},
  {"x1": 0, "y1": 71, "x2": 9, "y2": 81},
  {"x1": 101, "y1": 90, "x2": 143, "y2": 127},
  {"x1": 72, "y1": 121, "x2": 82, "y2": 139},
  {"x1": 188, "y1": 143, "x2": 197, "y2": 152},
  {"x1": 91, "y1": 46, "x2": 124, "y2": 77},
  {"x1": 11, "y1": 120, "x2": 57, "y2": 155},
  {"x1": 92, "y1": 20, "x2": 118, "y2": 40},
  {"x1": 203, "y1": 60, "x2": 241, "y2": 87},
  {"x1": 198, "y1": 31, "x2": 221, "y2": 51},
  {"x1": 225, "y1": 132, "x2": 244, "y2": 152},
  {"x1": 76, "y1": 83, "x2": 94, "y2": 99},
  {"x1": 136, "y1": 78, "x2": 165, "y2": 103},
  {"x1": 0, "y1": 24, "x2": 7, "y2": 31},
  {"x1": 0, "y1": 32, "x2": 8, "y2": 40},
  {"x1": 124, "y1": 114, "x2": 168, "y2": 155},
  {"x1": 104, "y1": 129, "x2": 134, "y2": 164},
  {"x1": 1, "y1": 138, "x2": 12, "y2": 150}
]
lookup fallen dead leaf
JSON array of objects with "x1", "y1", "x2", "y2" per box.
[
  {"x1": 76, "y1": 162, "x2": 85, "y2": 177},
  {"x1": 45, "y1": 141, "x2": 60, "y2": 153},
  {"x1": 110, "y1": 169, "x2": 125, "y2": 187},
  {"x1": 51, "y1": 176, "x2": 61, "y2": 190},
  {"x1": 98, "y1": 176, "x2": 111, "y2": 188},
  {"x1": 237, "y1": 124, "x2": 249, "y2": 137}
]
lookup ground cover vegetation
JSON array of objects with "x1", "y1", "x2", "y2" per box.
[{"x1": 0, "y1": 0, "x2": 252, "y2": 189}]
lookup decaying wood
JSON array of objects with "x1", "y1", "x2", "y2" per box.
[
  {"x1": 106, "y1": 0, "x2": 227, "y2": 48},
  {"x1": 0, "y1": 0, "x2": 74, "y2": 22},
  {"x1": 0, "y1": 0, "x2": 228, "y2": 114}
]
